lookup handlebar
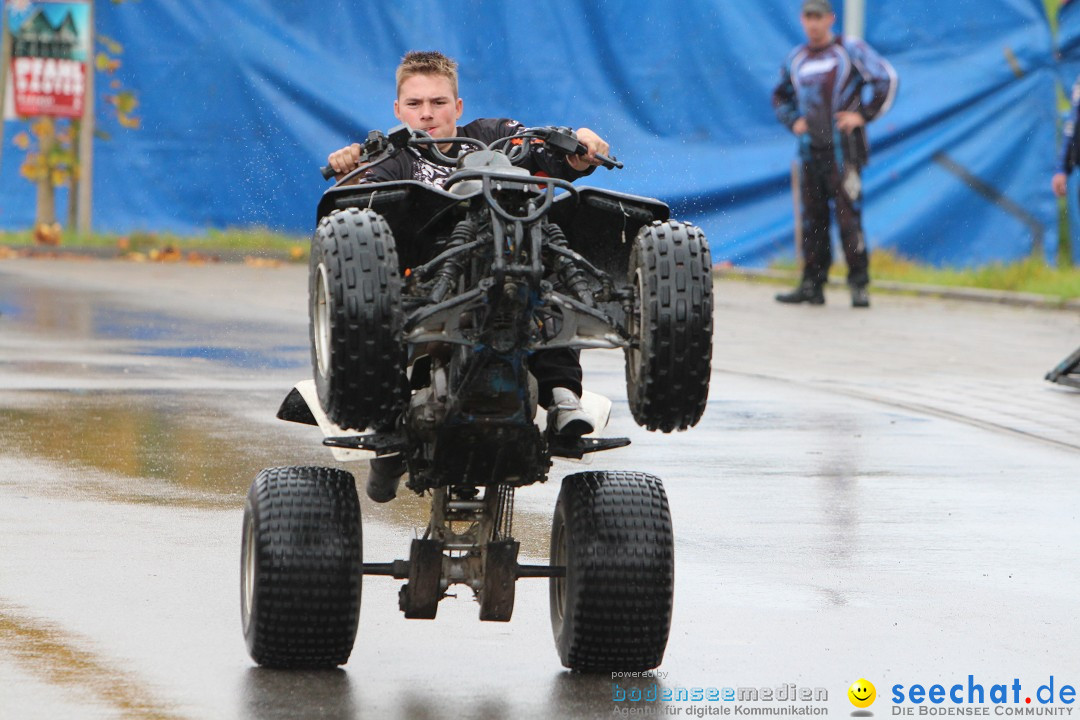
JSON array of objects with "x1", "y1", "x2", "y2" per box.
[
  {"x1": 544, "y1": 127, "x2": 623, "y2": 169},
  {"x1": 321, "y1": 125, "x2": 622, "y2": 181},
  {"x1": 491, "y1": 126, "x2": 623, "y2": 170},
  {"x1": 320, "y1": 125, "x2": 411, "y2": 180}
]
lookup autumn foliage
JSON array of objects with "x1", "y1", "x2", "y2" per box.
[{"x1": 11, "y1": 27, "x2": 140, "y2": 231}]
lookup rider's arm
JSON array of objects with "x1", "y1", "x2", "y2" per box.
[
  {"x1": 327, "y1": 143, "x2": 363, "y2": 180},
  {"x1": 565, "y1": 127, "x2": 609, "y2": 172},
  {"x1": 327, "y1": 144, "x2": 412, "y2": 185},
  {"x1": 535, "y1": 132, "x2": 597, "y2": 180}
]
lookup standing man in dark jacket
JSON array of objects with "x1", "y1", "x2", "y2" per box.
[{"x1": 772, "y1": 0, "x2": 898, "y2": 308}]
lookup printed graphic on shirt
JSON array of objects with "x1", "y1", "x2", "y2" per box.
[
  {"x1": 413, "y1": 155, "x2": 454, "y2": 187},
  {"x1": 410, "y1": 138, "x2": 486, "y2": 188},
  {"x1": 798, "y1": 57, "x2": 839, "y2": 79}
]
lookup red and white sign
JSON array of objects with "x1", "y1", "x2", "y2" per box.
[
  {"x1": 12, "y1": 55, "x2": 86, "y2": 117},
  {"x1": 5, "y1": 0, "x2": 92, "y2": 118}
]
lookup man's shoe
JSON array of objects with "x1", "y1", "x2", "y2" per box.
[
  {"x1": 851, "y1": 285, "x2": 870, "y2": 308},
  {"x1": 775, "y1": 281, "x2": 825, "y2": 305},
  {"x1": 366, "y1": 453, "x2": 406, "y2": 503},
  {"x1": 550, "y1": 387, "x2": 595, "y2": 437}
]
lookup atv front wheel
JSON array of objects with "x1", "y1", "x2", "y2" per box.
[
  {"x1": 549, "y1": 471, "x2": 674, "y2": 672},
  {"x1": 310, "y1": 207, "x2": 407, "y2": 431},
  {"x1": 241, "y1": 466, "x2": 362, "y2": 668},
  {"x1": 626, "y1": 220, "x2": 713, "y2": 432}
]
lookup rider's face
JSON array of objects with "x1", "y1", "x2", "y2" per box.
[
  {"x1": 800, "y1": 11, "x2": 834, "y2": 46},
  {"x1": 394, "y1": 74, "x2": 464, "y2": 140}
]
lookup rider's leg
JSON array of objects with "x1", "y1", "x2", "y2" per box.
[
  {"x1": 529, "y1": 349, "x2": 593, "y2": 436},
  {"x1": 530, "y1": 348, "x2": 582, "y2": 405},
  {"x1": 366, "y1": 453, "x2": 405, "y2": 503}
]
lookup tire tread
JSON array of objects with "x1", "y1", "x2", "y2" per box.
[
  {"x1": 553, "y1": 470, "x2": 674, "y2": 672},
  {"x1": 312, "y1": 207, "x2": 406, "y2": 430},
  {"x1": 626, "y1": 220, "x2": 713, "y2": 432},
  {"x1": 244, "y1": 465, "x2": 362, "y2": 668}
]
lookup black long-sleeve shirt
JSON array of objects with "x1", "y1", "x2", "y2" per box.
[{"x1": 355, "y1": 118, "x2": 592, "y2": 186}]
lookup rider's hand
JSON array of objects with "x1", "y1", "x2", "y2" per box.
[
  {"x1": 1053, "y1": 172, "x2": 1068, "y2": 198},
  {"x1": 835, "y1": 111, "x2": 866, "y2": 133},
  {"x1": 328, "y1": 143, "x2": 363, "y2": 177},
  {"x1": 567, "y1": 127, "x2": 610, "y2": 172},
  {"x1": 792, "y1": 118, "x2": 809, "y2": 135}
]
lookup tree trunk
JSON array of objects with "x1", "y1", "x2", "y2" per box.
[
  {"x1": 69, "y1": 119, "x2": 80, "y2": 232},
  {"x1": 77, "y1": 0, "x2": 95, "y2": 236},
  {"x1": 35, "y1": 117, "x2": 57, "y2": 227},
  {"x1": 0, "y1": 9, "x2": 11, "y2": 178}
]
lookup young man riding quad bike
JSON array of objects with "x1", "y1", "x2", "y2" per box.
[
  {"x1": 325, "y1": 51, "x2": 617, "y2": 503},
  {"x1": 239, "y1": 50, "x2": 714, "y2": 673}
]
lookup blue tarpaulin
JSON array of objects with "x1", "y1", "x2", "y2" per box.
[{"x1": 0, "y1": 0, "x2": 1071, "y2": 266}]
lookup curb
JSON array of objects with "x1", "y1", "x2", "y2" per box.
[{"x1": 715, "y1": 266, "x2": 1080, "y2": 312}]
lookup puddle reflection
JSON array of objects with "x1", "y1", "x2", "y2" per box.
[
  {"x1": 0, "y1": 284, "x2": 96, "y2": 336},
  {"x1": 1, "y1": 282, "x2": 306, "y2": 371},
  {"x1": 0, "y1": 392, "x2": 323, "y2": 508},
  {"x1": 237, "y1": 666, "x2": 618, "y2": 720},
  {"x1": 241, "y1": 668, "x2": 356, "y2": 720},
  {"x1": 0, "y1": 391, "x2": 556, "y2": 556},
  {"x1": 133, "y1": 345, "x2": 307, "y2": 370}
]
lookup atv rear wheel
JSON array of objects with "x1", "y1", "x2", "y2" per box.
[
  {"x1": 549, "y1": 471, "x2": 674, "y2": 672},
  {"x1": 241, "y1": 466, "x2": 362, "y2": 668},
  {"x1": 310, "y1": 207, "x2": 407, "y2": 431},
  {"x1": 625, "y1": 220, "x2": 713, "y2": 432}
]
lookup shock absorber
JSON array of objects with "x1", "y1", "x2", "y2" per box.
[
  {"x1": 545, "y1": 222, "x2": 594, "y2": 307},
  {"x1": 429, "y1": 218, "x2": 476, "y2": 304}
]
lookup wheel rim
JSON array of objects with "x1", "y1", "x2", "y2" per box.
[
  {"x1": 314, "y1": 262, "x2": 332, "y2": 378},
  {"x1": 241, "y1": 512, "x2": 255, "y2": 634},
  {"x1": 628, "y1": 267, "x2": 645, "y2": 385},
  {"x1": 552, "y1": 521, "x2": 567, "y2": 623}
]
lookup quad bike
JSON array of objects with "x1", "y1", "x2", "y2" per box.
[
  {"x1": 240, "y1": 125, "x2": 713, "y2": 671},
  {"x1": 1046, "y1": 344, "x2": 1080, "y2": 389}
]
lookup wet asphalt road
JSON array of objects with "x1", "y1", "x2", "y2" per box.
[{"x1": 0, "y1": 258, "x2": 1078, "y2": 720}]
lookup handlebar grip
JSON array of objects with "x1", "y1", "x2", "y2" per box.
[{"x1": 321, "y1": 165, "x2": 336, "y2": 181}]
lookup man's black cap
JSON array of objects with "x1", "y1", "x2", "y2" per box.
[{"x1": 802, "y1": 0, "x2": 833, "y2": 14}]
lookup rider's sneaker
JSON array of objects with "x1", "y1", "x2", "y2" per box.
[
  {"x1": 775, "y1": 280, "x2": 825, "y2": 305},
  {"x1": 851, "y1": 285, "x2": 870, "y2": 308},
  {"x1": 550, "y1": 387, "x2": 595, "y2": 437},
  {"x1": 366, "y1": 453, "x2": 406, "y2": 503}
]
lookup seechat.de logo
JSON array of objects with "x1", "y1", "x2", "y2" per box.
[{"x1": 850, "y1": 679, "x2": 878, "y2": 709}]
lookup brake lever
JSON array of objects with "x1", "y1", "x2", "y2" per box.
[
  {"x1": 573, "y1": 146, "x2": 622, "y2": 170},
  {"x1": 593, "y1": 152, "x2": 623, "y2": 170},
  {"x1": 539, "y1": 127, "x2": 624, "y2": 170}
]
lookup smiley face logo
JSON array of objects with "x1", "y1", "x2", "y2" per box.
[{"x1": 848, "y1": 679, "x2": 876, "y2": 708}]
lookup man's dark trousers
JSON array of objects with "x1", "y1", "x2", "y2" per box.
[{"x1": 800, "y1": 146, "x2": 869, "y2": 288}]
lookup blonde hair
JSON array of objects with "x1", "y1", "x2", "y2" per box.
[{"x1": 396, "y1": 50, "x2": 459, "y2": 98}]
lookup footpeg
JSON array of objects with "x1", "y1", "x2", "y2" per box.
[{"x1": 549, "y1": 435, "x2": 631, "y2": 460}]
